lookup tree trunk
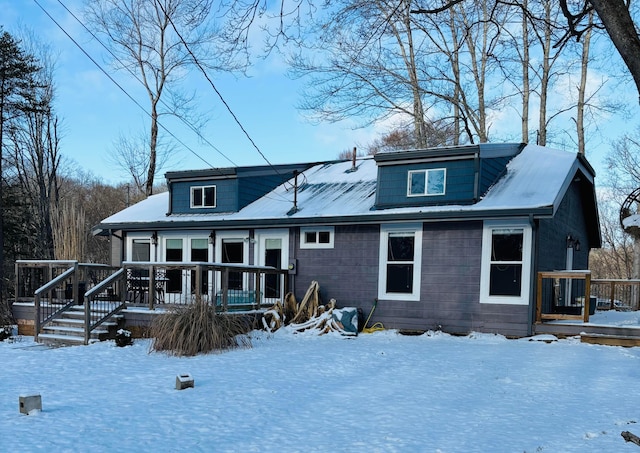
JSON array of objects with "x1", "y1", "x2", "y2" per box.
[
  {"x1": 576, "y1": 11, "x2": 593, "y2": 155},
  {"x1": 590, "y1": 0, "x2": 640, "y2": 102},
  {"x1": 146, "y1": 100, "x2": 158, "y2": 197},
  {"x1": 538, "y1": 1, "x2": 552, "y2": 146},
  {"x1": 521, "y1": 0, "x2": 530, "y2": 142}
]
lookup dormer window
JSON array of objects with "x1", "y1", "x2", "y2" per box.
[
  {"x1": 191, "y1": 185, "x2": 216, "y2": 208},
  {"x1": 407, "y1": 169, "x2": 446, "y2": 197}
]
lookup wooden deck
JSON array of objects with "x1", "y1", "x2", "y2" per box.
[{"x1": 534, "y1": 320, "x2": 640, "y2": 347}]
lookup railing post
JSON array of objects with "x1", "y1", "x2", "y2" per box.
[
  {"x1": 34, "y1": 293, "x2": 41, "y2": 342},
  {"x1": 254, "y1": 270, "x2": 261, "y2": 310},
  {"x1": 149, "y1": 264, "x2": 156, "y2": 310},
  {"x1": 536, "y1": 272, "x2": 542, "y2": 323},
  {"x1": 73, "y1": 261, "x2": 79, "y2": 305},
  {"x1": 221, "y1": 269, "x2": 229, "y2": 311},
  {"x1": 584, "y1": 273, "x2": 591, "y2": 323},
  {"x1": 195, "y1": 264, "x2": 202, "y2": 305},
  {"x1": 610, "y1": 281, "x2": 615, "y2": 310},
  {"x1": 84, "y1": 289, "x2": 91, "y2": 345}
]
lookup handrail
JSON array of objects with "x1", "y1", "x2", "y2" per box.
[
  {"x1": 84, "y1": 268, "x2": 125, "y2": 299},
  {"x1": 33, "y1": 265, "x2": 77, "y2": 342},
  {"x1": 84, "y1": 268, "x2": 126, "y2": 344},
  {"x1": 34, "y1": 266, "x2": 76, "y2": 296}
]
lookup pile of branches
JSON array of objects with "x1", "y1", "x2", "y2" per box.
[{"x1": 262, "y1": 281, "x2": 353, "y2": 335}]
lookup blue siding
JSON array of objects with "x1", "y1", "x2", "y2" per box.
[
  {"x1": 238, "y1": 174, "x2": 291, "y2": 208},
  {"x1": 479, "y1": 156, "x2": 511, "y2": 195},
  {"x1": 171, "y1": 179, "x2": 238, "y2": 214},
  {"x1": 376, "y1": 160, "x2": 475, "y2": 208}
]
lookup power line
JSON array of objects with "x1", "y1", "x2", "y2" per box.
[
  {"x1": 52, "y1": 0, "x2": 238, "y2": 169},
  {"x1": 154, "y1": 0, "x2": 284, "y2": 176},
  {"x1": 33, "y1": 0, "x2": 220, "y2": 171},
  {"x1": 34, "y1": 0, "x2": 296, "y2": 202}
]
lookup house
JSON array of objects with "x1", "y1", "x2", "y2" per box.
[{"x1": 93, "y1": 143, "x2": 601, "y2": 337}]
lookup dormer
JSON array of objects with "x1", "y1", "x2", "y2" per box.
[
  {"x1": 373, "y1": 143, "x2": 525, "y2": 209},
  {"x1": 165, "y1": 163, "x2": 312, "y2": 215}
]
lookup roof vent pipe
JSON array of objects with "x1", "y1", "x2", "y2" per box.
[{"x1": 352, "y1": 147, "x2": 357, "y2": 171}]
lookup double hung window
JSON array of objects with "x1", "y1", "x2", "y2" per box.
[
  {"x1": 378, "y1": 224, "x2": 422, "y2": 301},
  {"x1": 480, "y1": 221, "x2": 532, "y2": 305}
]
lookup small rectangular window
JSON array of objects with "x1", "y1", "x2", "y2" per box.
[
  {"x1": 191, "y1": 185, "x2": 216, "y2": 208},
  {"x1": 300, "y1": 227, "x2": 335, "y2": 249},
  {"x1": 408, "y1": 169, "x2": 446, "y2": 197}
]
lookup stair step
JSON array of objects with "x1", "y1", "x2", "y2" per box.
[
  {"x1": 42, "y1": 325, "x2": 108, "y2": 336},
  {"x1": 580, "y1": 333, "x2": 640, "y2": 347},
  {"x1": 37, "y1": 333, "x2": 85, "y2": 345},
  {"x1": 49, "y1": 316, "x2": 122, "y2": 326}
]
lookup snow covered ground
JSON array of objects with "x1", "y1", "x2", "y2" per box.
[{"x1": 2, "y1": 321, "x2": 640, "y2": 452}]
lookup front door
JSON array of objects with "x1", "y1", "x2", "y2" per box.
[{"x1": 256, "y1": 229, "x2": 289, "y2": 301}]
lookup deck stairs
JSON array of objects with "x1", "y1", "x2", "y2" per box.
[{"x1": 38, "y1": 304, "x2": 124, "y2": 346}]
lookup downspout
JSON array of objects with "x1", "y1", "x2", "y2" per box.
[{"x1": 527, "y1": 214, "x2": 538, "y2": 336}]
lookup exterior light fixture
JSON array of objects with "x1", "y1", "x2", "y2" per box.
[
  {"x1": 566, "y1": 235, "x2": 581, "y2": 251},
  {"x1": 208, "y1": 230, "x2": 216, "y2": 245},
  {"x1": 151, "y1": 231, "x2": 158, "y2": 246}
]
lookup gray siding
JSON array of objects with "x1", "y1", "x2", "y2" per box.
[
  {"x1": 376, "y1": 160, "x2": 475, "y2": 208},
  {"x1": 171, "y1": 179, "x2": 238, "y2": 214},
  {"x1": 292, "y1": 221, "x2": 531, "y2": 337},
  {"x1": 292, "y1": 224, "x2": 379, "y2": 315}
]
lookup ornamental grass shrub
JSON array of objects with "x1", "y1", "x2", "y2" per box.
[{"x1": 150, "y1": 302, "x2": 252, "y2": 356}]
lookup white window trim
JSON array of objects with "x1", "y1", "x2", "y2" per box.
[
  {"x1": 300, "y1": 226, "x2": 335, "y2": 249},
  {"x1": 407, "y1": 168, "x2": 446, "y2": 197},
  {"x1": 378, "y1": 224, "x2": 422, "y2": 301},
  {"x1": 126, "y1": 232, "x2": 157, "y2": 261},
  {"x1": 255, "y1": 229, "x2": 289, "y2": 269},
  {"x1": 479, "y1": 220, "x2": 532, "y2": 305},
  {"x1": 190, "y1": 185, "x2": 217, "y2": 208}
]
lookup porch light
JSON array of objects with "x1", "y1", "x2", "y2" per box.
[
  {"x1": 566, "y1": 235, "x2": 581, "y2": 251},
  {"x1": 208, "y1": 230, "x2": 216, "y2": 244},
  {"x1": 151, "y1": 231, "x2": 158, "y2": 246}
]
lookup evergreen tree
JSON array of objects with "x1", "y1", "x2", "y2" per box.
[{"x1": 0, "y1": 30, "x2": 41, "y2": 304}]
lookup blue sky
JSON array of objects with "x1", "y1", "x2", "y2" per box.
[
  {"x1": 4, "y1": 0, "x2": 640, "y2": 186},
  {"x1": 5, "y1": 0, "x2": 380, "y2": 185}
]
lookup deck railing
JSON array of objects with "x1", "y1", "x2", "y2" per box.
[
  {"x1": 590, "y1": 279, "x2": 640, "y2": 311},
  {"x1": 16, "y1": 260, "x2": 121, "y2": 342},
  {"x1": 121, "y1": 261, "x2": 289, "y2": 311},
  {"x1": 536, "y1": 271, "x2": 592, "y2": 323}
]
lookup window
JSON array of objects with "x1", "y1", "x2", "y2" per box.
[
  {"x1": 378, "y1": 224, "x2": 422, "y2": 301},
  {"x1": 300, "y1": 227, "x2": 335, "y2": 249},
  {"x1": 408, "y1": 169, "x2": 446, "y2": 196},
  {"x1": 191, "y1": 185, "x2": 216, "y2": 208},
  {"x1": 222, "y1": 239, "x2": 244, "y2": 290},
  {"x1": 131, "y1": 240, "x2": 150, "y2": 262},
  {"x1": 480, "y1": 221, "x2": 532, "y2": 305},
  {"x1": 165, "y1": 238, "x2": 184, "y2": 293}
]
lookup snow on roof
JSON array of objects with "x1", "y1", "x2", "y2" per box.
[
  {"x1": 623, "y1": 214, "x2": 640, "y2": 229},
  {"x1": 95, "y1": 144, "x2": 582, "y2": 230}
]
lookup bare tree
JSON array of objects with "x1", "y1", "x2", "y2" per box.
[
  {"x1": 84, "y1": 0, "x2": 240, "y2": 196},
  {"x1": 7, "y1": 31, "x2": 61, "y2": 260},
  {"x1": 290, "y1": 0, "x2": 437, "y2": 147},
  {"x1": 109, "y1": 131, "x2": 172, "y2": 196}
]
